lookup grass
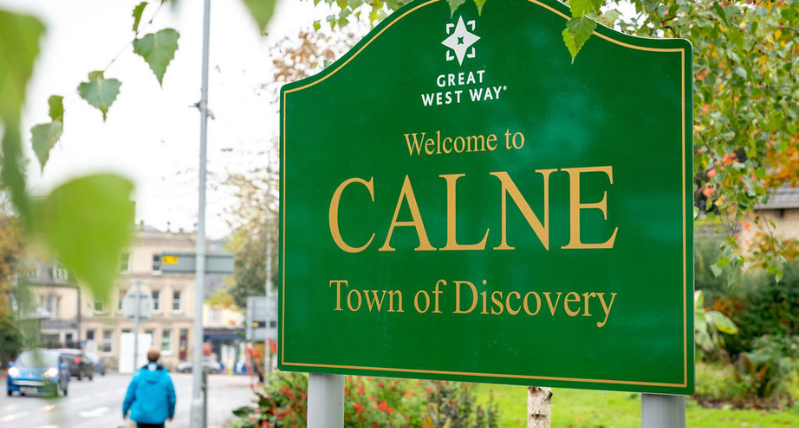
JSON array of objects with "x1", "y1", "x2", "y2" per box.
[{"x1": 475, "y1": 384, "x2": 799, "y2": 427}]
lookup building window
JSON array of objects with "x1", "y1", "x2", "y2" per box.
[
  {"x1": 51, "y1": 262, "x2": 69, "y2": 282},
  {"x1": 152, "y1": 290, "x2": 160, "y2": 312},
  {"x1": 210, "y1": 307, "x2": 221, "y2": 325},
  {"x1": 94, "y1": 297, "x2": 106, "y2": 313},
  {"x1": 152, "y1": 255, "x2": 162, "y2": 272},
  {"x1": 120, "y1": 253, "x2": 130, "y2": 273},
  {"x1": 86, "y1": 329, "x2": 95, "y2": 341},
  {"x1": 161, "y1": 329, "x2": 172, "y2": 354},
  {"x1": 144, "y1": 329, "x2": 155, "y2": 340},
  {"x1": 45, "y1": 295, "x2": 55, "y2": 318},
  {"x1": 172, "y1": 291, "x2": 182, "y2": 312},
  {"x1": 102, "y1": 330, "x2": 114, "y2": 353},
  {"x1": 118, "y1": 290, "x2": 126, "y2": 311}
]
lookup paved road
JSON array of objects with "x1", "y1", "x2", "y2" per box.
[{"x1": 1, "y1": 372, "x2": 257, "y2": 428}]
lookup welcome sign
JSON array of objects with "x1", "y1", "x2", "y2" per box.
[{"x1": 279, "y1": 0, "x2": 694, "y2": 394}]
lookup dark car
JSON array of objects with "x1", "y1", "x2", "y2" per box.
[
  {"x1": 58, "y1": 349, "x2": 94, "y2": 381},
  {"x1": 6, "y1": 350, "x2": 69, "y2": 397},
  {"x1": 85, "y1": 353, "x2": 106, "y2": 376}
]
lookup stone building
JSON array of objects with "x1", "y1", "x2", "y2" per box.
[{"x1": 81, "y1": 225, "x2": 198, "y2": 370}]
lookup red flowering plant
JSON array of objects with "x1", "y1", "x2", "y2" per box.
[
  {"x1": 230, "y1": 371, "x2": 308, "y2": 428},
  {"x1": 343, "y1": 375, "x2": 423, "y2": 427}
]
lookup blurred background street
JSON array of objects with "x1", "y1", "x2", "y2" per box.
[{"x1": 1, "y1": 372, "x2": 254, "y2": 428}]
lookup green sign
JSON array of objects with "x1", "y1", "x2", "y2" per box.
[{"x1": 279, "y1": 0, "x2": 693, "y2": 394}]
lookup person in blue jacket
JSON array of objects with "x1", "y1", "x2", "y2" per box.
[{"x1": 123, "y1": 348, "x2": 177, "y2": 428}]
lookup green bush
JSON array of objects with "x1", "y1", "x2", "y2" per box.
[
  {"x1": 422, "y1": 381, "x2": 499, "y2": 428},
  {"x1": 724, "y1": 265, "x2": 799, "y2": 356}
]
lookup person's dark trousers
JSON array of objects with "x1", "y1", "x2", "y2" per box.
[{"x1": 136, "y1": 423, "x2": 165, "y2": 428}]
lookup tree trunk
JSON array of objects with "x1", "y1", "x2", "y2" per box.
[{"x1": 527, "y1": 386, "x2": 552, "y2": 428}]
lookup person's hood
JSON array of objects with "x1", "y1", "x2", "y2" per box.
[{"x1": 138, "y1": 363, "x2": 166, "y2": 383}]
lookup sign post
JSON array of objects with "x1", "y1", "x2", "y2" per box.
[{"x1": 280, "y1": 0, "x2": 692, "y2": 423}]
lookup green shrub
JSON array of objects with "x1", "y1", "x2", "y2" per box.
[
  {"x1": 724, "y1": 265, "x2": 799, "y2": 356},
  {"x1": 422, "y1": 381, "x2": 499, "y2": 428}
]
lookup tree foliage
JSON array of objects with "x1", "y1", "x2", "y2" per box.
[{"x1": 0, "y1": 212, "x2": 25, "y2": 367}]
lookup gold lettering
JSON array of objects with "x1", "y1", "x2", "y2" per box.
[
  {"x1": 582, "y1": 292, "x2": 596, "y2": 316},
  {"x1": 440, "y1": 174, "x2": 489, "y2": 251},
  {"x1": 329, "y1": 280, "x2": 347, "y2": 311},
  {"x1": 329, "y1": 178, "x2": 375, "y2": 253},
  {"x1": 564, "y1": 292, "x2": 581, "y2": 316},
  {"x1": 561, "y1": 166, "x2": 618, "y2": 249},
  {"x1": 388, "y1": 290, "x2": 404, "y2": 313},
  {"x1": 597, "y1": 292, "x2": 617, "y2": 328},
  {"x1": 347, "y1": 289, "x2": 362, "y2": 311},
  {"x1": 486, "y1": 134, "x2": 497, "y2": 151},
  {"x1": 543, "y1": 292, "x2": 563, "y2": 316},
  {"x1": 454, "y1": 281, "x2": 478, "y2": 314},
  {"x1": 491, "y1": 170, "x2": 555, "y2": 250},
  {"x1": 506, "y1": 291, "x2": 521, "y2": 315},
  {"x1": 364, "y1": 290, "x2": 387, "y2": 312},
  {"x1": 523, "y1": 292, "x2": 541, "y2": 316},
  {"x1": 379, "y1": 176, "x2": 436, "y2": 252},
  {"x1": 414, "y1": 290, "x2": 430, "y2": 313},
  {"x1": 490, "y1": 291, "x2": 504, "y2": 315}
]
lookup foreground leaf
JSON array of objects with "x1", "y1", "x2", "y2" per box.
[
  {"x1": 77, "y1": 71, "x2": 122, "y2": 121},
  {"x1": 47, "y1": 95, "x2": 63, "y2": 122},
  {"x1": 562, "y1": 16, "x2": 596, "y2": 62},
  {"x1": 133, "y1": 2, "x2": 148, "y2": 33},
  {"x1": 0, "y1": 11, "x2": 45, "y2": 124},
  {"x1": 448, "y1": 0, "x2": 465, "y2": 15},
  {"x1": 31, "y1": 121, "x2": 63, "y2": 172},
  {"x1": 133, "y1": 28, "x2": 180, "y2": 85},
  {"x1": 0, "y1": 10, "x2": 45, "y2": 223},
  {"x1": 569, "y1": 0, "x2": 602, "y2": 17},
  {"x1": 474, "y1": 0, "x2": 486, "y2": 14},
  {"x1": 35, "y1": 174, "x2": 135, "y2": 298},
  {"x1": 241, "y1": 0, "x2": 278, "y2": 34}
]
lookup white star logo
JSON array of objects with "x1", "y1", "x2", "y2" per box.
[{"x1": 441, "y1": 16, "x2": 479, "y2": 66}]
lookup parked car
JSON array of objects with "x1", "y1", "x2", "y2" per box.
[
  {"x1": 85, "y1": 353, "x2": 106, "y2": 376},
  {"x1": 58, "y1": 349, "x2": 94, "y2": 381},
  {"x1": 6, "y1": 350, "x2": 69, "y2": 397},
  {"x1": 176, "y1": 357, "x2": 222, "y2": 374}
]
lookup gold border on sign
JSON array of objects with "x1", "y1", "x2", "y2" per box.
[{"x1": 281, "y1": 0, "x2": 690, "y2": 389}]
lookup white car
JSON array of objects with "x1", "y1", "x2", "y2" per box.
[{"x1": 175, "y1": 358, "x2": 222, "y2": 374}]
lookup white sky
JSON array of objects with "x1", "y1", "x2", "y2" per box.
[{"x1": 1, "y1": 0, "x2": 333, "y2": 238}]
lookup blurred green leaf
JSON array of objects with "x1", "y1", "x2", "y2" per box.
[
  {"x1": 35, "y1": 174, "x2": 135, "y2": 299},
  {"x1": 474, "y1": 0, "x2": 487, "y2": 14},
  {"x1": 241, "y1": 0, "x2": 278, "y2": 34},
  {"x1": 31, "y1": 121, "x2": 63, "y2": 172},
  {"x1": 133, "y1": 2, "x2": 148, "y2": 33},
  {"x1": 77, "y1": 71, "x2": 121, "y2": 121},
  {"x1": 0, "y1": 10, "x2": 45, "y2": 125},
  {"x1": 48, "y1": 95, "x2": 64, "y2": 122},
  {"x1": 706, "y1": 310, "x2": 739, "y2": 335},
  {"x1": 449, "y1": 0, "x2": 466, "y2": 15},
  {"x1": 0, "y1": 10, "x2": 45, "y2": 223},
  {"x1": 133, "y1": 28, "x2": 180, "y2": 86}
]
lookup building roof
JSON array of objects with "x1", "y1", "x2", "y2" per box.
[{"x1": 759, "y1": 186, "x2": 799, "y2": 210}]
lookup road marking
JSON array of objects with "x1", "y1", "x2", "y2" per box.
[
  {"x1": 78, "y1": 407, "x2": 109, "y2": 418},
  {"x1": 40, "y1": 404, "x2": 57, "y2": 412},
  {"x1": 94, "y1": 391, "x2": 110, "y2": 398},
  {"x1": 69, "y1": 396, "x2": 90, "y2": 403},
  {"x1": 0, "y1": 412, "x2": 29, "y2": 422}
]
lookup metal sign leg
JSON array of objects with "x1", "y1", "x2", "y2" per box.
[
  {"x1": 307, "y1": 373, "x2": 344, "y2": 428},
  {"x1": 641, "y1": 394, "x2": 685, "y2": 428}
]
